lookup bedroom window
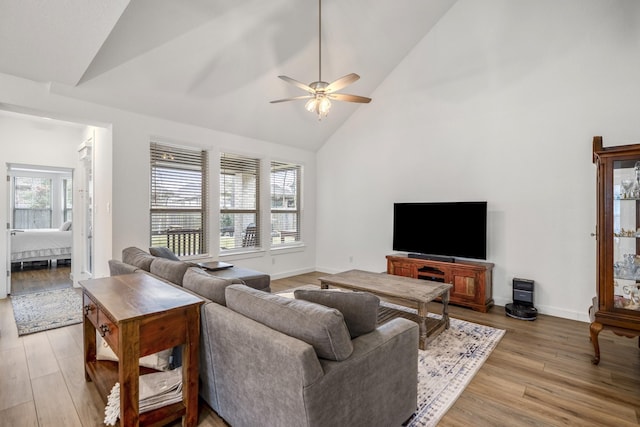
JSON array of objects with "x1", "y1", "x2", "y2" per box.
[
  {"x1": 270, "y1": 161, "x2": 301, "y2": 247},
  {"x1": 220, "y1": 153, "x2": 260, "y2": 251},
  {"x1": 150, "y1": 142, "x2": 208, "y2": 257},
  {"x1": 13, "y1": 176, "x2": 53, "y2": 229}
]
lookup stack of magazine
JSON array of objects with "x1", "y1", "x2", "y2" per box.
[{"x1": 104, "y1": 369, "x2": 183, "y2": 425}]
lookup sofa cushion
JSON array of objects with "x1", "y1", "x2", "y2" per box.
[
  {"x1": 122, "y1": 247, "x2": 155, "y2": 271},
  {"x1": 149, "y1": 246, "x2": 180, "y2": 261},
  {"x1": 182, "y1": 267, "x2": 238, "y2": 305},
  {"x1": 108, "y1": 259, "x2": 140, "y2": 276},
  {"x1": 225, "y1": 284, "x2": 353, "y2": 361},
  {"x1": 150, "y1": 258, "x2": 190, "y2": 286},
  {"x1": 294, "y1": 289, "x2": 380, "y2": 338}
]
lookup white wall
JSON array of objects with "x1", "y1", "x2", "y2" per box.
[
  {"x1": 316, "y1": 0, "x2": 640, "y2": 322},
  {"x1": 0, "y1": 111, "x2": 86, "y2": 298},
  {"x1": 0, "y1": 72, "x2": 317, "y2": 291}
]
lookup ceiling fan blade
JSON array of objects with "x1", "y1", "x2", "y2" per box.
[
  {"x1": 328, "y1": 93, "x2": 372, "y2": 103},
  {"x1": 270, "y1": 95, "x2": 314, "y2": 104},
  {"x1": 278, "y1": 76, "x2": 315, "y2": 94},
  {"x1": 325, "y1": 73, "x2": 360, "y2": 93}
]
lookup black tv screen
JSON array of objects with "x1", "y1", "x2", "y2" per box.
[{"x1": 393, "y1": 202, "x2": 487, "y2": 260}]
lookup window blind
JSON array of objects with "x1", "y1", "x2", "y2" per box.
[
  {"x1": 220, "y1": 153, "x2": 260, "y2": 250},
  {"x1": 270, "y1": 161, "x2": 301, "y2": 246},
  {"x1": 150, "y1": 142, "x2": 208, "y2": 256}
]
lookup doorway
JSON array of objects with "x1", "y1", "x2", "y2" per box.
[{"x1": 7, "y1": 164, "x2": 73, "y2": 295}]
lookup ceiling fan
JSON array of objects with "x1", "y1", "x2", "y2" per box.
[{"x1": 270, "y1": 0, "x2": 371, "y2": 120}]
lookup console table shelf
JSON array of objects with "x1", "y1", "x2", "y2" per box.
[{"x1": 386, "y1": 254, "x2": 494, "y2": 312}]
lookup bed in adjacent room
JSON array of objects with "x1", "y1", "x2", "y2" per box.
[{"x1": 11, "y1": 221, "x2": 72, "y2": 264}]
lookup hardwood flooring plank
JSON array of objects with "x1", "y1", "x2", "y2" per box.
[
  {"x1": 57, "y1": 353, "x2": 108, "y2": 427},
  {"x1": 0, "y1": 400, "x2": 39, "y2": 427},
  {"x1": 23, "y1": 332, "x2": 59, "y2": 380},
  {"x1": 31, "y1": 371, "x2": 82, "y2": 427},
  {"x1": 0, "y1": 298, "x2": 22, "y2": 352},
  {"x1": 46, "y1": 325, "x2": 81, "y2": 361},
  {"x1": 0, "y1": 346, "x2": 33, "y2": 411}
]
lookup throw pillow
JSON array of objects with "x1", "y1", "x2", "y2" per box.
[
  {"x1": 122, "y1": 247, "x2": 155, "y2": 271},
  {"x1": 96, "y1": 333, "x2": 172, "y2": 371},
  {"x1": 294, "y1": 289, "x2": 380, "y2": 338},
  {"x1": 149, "y1": 258, "x2": 190, "y2": 286},
  {"x1": 59, "y1": 220, "x2": 72, "y2": 231},
  {"x1": 182, "y1": 267, "x2": 235, "y2": 305},
  {"x1": 149, "y1": 246, "x2": 180, "y2": 261},
  {"x1": 225, "y1": 284, "x2": 353, "y2": 361}
]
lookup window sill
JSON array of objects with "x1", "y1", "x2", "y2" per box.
[
  {"x1": 219, "y1": 248, "x2": 266, "y2": 261},
  {"x1": 270, "y1": 243, "x2": 306, "y2": 255}
]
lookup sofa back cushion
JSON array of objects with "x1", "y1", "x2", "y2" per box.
[
  {"x1": 122, "y1": 247, "x2": 155, "y2": 271},
  {"x1": 183, "y1": 267, "x2": 238, "y2": 305},
  {"x1": 225, "y1": 284, "x2": 353, "y2": 361},
  {"x1": 150, "y1": 258, "x2": 190, "y2": 286},
  {"x1": 294, "y1": 289, "x2": 380, "y2": 338}
]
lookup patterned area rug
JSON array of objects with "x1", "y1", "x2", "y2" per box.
[
  {"x1": 10, "y1": 287, "x2": 83, "y2": 335},
  {"x1": 382, "y1": 302, "x2": 505, "y2": 427}
]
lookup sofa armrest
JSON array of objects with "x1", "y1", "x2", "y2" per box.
[
  {"x1": 199, "y1": 302, "x2": 324, "y2": 422},
  {"x1": 308, "y1": 318, "x2": 419, "y2": 426}
]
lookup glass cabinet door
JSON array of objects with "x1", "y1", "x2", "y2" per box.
[{"x1": 612, "y1": 159, "x2": 640, "y2": 311}]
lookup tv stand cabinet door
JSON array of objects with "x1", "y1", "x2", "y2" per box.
[{"x1": 450, "y1": 268, "x2": 479, "y2": 302}]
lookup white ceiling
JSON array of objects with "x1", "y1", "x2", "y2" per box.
[{"x1": 0, "y1": 0, "x2": 457, "y2": 151}]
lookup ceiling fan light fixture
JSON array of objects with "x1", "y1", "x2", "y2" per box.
[
  {"x1": 270, "y1": 0, "x2": 371, "y2": 119},
  {"x1": 305, "y1": 96, "x2": 331, "y2": 119}
]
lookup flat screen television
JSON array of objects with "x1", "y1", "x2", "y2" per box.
[{"x1": 393, "y1": 201, "x2": 487, "y2": 261}]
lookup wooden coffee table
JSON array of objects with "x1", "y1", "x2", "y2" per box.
[{"x1": 319, "y1": 269, "x2": 452, "y2": 350}]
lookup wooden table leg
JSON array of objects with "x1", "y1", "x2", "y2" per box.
[
  {"x1": 417, "y1": 301, "x2": 428, "y2": 350},
  {"x1": 589, "y1": 321, "x2": 603, "y2": 365},
  {"x1": 182, "y1": 307, "x2": 200, "y2": 427},
  {"x1": 119, "y1": 322, "x2": 140, "y2": 426},
  {"x1": 83, "y1": 316, "x2": 96, "y2": 382},
  {"x1": 441, "y1": 289, "x2": 450, "y2": 330}
]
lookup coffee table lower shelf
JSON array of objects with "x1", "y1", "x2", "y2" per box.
[
  {"x1": 378, "y1": 306, "x2": 448, "y2": 348},
  {"x1": 86, "y1": 360, "x2": 186, "y2": 426}
]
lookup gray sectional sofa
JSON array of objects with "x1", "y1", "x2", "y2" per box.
[{"x1": 109, "y1": 247, "x2": 419, "y2": 427}]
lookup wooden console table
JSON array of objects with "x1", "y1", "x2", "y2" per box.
[{"x1": 81, "y1": 273, "x2": 203, "y2": 427}]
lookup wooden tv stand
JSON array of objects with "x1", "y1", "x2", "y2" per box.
[{"x1": 386, "y1": 254, "x2": 494, "y2": 312}]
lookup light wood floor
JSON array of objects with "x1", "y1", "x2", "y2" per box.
[{"x1": 0, "y1": 272, "x2": 638, "y2": 426}]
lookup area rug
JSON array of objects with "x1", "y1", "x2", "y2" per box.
[
  {"x1": 10, "y1": 287, "x2": 83, "y2": 335},
  {"x1": 382, "y1": 302, "x2": 505, "y2": 427}
]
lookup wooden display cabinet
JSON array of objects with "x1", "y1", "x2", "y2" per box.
[
  {"x1": 386, "y1": 254, "x2": 494, "y2": 312},
  {"x1": 590, "y1": 136, "x2": 640, "y2": 365}
]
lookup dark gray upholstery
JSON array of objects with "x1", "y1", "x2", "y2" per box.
[
  {"x1": 108, "y1": 259, "x2": 140, "y2": 276},
  {"x1": 207, "y1": 266, "x2": 270, "y2": 292},
  {"x1": 148, "y1": 246, "x2": 180, "y2": 261},
  {"x1": 122, "y1": 246, "x2": 155, "y2": 271},
  {"x1": 182, "y1": 267, "x2": 241, "y2": 306},
  {"x1": 226, "y1": 284, "x2": 353, "y2": 361},
  {"x1": 200, "y1": 296, "x2": 419, "y2": 427},
  {"x1": 294, "y1": 289, "x2": 380, "y2": 338},
  {"x1": 149, "y1": 258, "x2": 190, "y2": 286}
]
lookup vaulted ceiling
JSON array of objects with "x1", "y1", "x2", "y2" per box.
[{"x1": 0, "y1": 0, "x2": 457, "y2": 150}]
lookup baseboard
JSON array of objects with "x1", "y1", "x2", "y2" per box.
[
  {"x1": 270, "y1": 267, "x2": 317, "y2": 281},
  {"x1": 493, "y1": 296, "x2": 589, "y2": 323}
]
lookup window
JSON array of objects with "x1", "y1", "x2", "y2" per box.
[
  {"x1": 220, "y1": 153, "x2": 260, "y2": 251},
  {"x1": 150, "y1": 142, "x2": 208, "y2": 257},
  {"x1": 13, "y1": 176, "x2": 53, "y2": 229},
  {"x1": 271, "y1": 161, "x2": 301, "y2": 246}
]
